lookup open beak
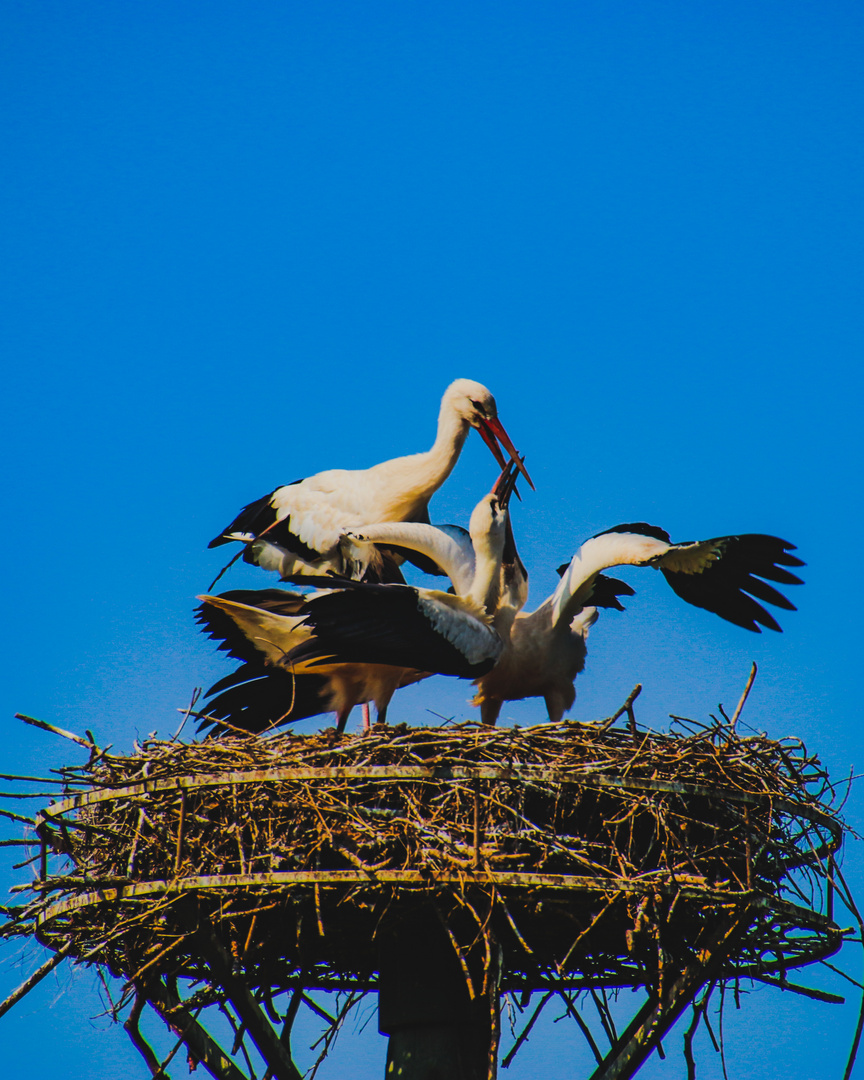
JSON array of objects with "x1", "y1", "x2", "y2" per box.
[
  {"x1": 491, "y1": 458, "x2": 523, "y2": 510},
  {"x1": 476, "y1": 417, "x2": 535, "y2": 491}
]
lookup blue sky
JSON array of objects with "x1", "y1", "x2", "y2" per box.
[{"x1": 1, "y1": 2, "x2": 862, "y2": 1077}]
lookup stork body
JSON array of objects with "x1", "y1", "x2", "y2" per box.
[
  {"x1": 474, "y1": 524, "x2": 804, "y2": 725},
  {"x1": 196, "y1": 585, "x2": 431, "y2": 735},
  {"x1": 208, "y1": 379, "x2": 532, "y2": 581},
  {"x1": 197, "y1": 472, "x2": 516, "y2": 735}
]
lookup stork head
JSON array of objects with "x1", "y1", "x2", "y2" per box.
[
  {"x1": 466, "y1": 458, "x2": 521, "y2": 554},
  {"x1": 444, "y1": 379, "x2": 535, "y2": 490},
  {"x1": 466, "y1": 471, "x2": 515, "y2": 611},
  {"x1": 468, "y1": 485, "x2": 510, "y2": 559}
]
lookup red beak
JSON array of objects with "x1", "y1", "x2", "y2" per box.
[
  {"x1": 491, "y1": 459, "x2": 522, "y2": 509},
  {"x1": 476, "y1": 417, "x2": 535, "y2": 491}
]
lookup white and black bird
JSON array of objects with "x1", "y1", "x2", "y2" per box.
[
  {"x1": 196, "y1": 466, "x2": 519, "y2": 735},
  {"x1": 341, "y1": 455, "x2": 529, "y2": 594},
  {"x1": 473, "y1": 524, "x2": 804, "y2": 726},
  {"x1": 208, "y1": 378, "x2": 533, "y2": 583}
]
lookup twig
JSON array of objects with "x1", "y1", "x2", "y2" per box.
[
  {"x1": 0, "y1": 942, "x2": 73, "y2": 1019},
  {"x1": 172, "y1": 688, "x2": 202, "y2": 742},
  {"x1": 502, "y1": 991, "x2": 552, "y2": 1067},
  {"x1": 124, "y1": 989, "x2": 165, "y2": 1078},
  {"x1": 141, "y1": 977, "x2": 249, "y2": 1080},
  {"x1": 597, "y1": 685, "x2": 642, "y2": 732},
  {"x1": 718, "y1": 982, "x2": 730, "y2": 1080},
  {"x1": 127, "y1": 808, "x2": 147, "y2": 877},
  {"x1": 590, "y1": 987, "x2": 618, "y2": 1047},
  {"x1": 174, "y1": 790, "x2": 186, "y2": 874},
  {"x1": 301, "y1": 995, "x2": 337, "y2": 1026},
  {"x1": 683, "y1": 985, "x2": 714, "y2": 1080},
  {"x1": 821, "y1": 959, "x2": 864, "y2": 991},
  {"x1": 15, "y1": 714, "x2": 95, "y2": 749},
  {"x1": 207, "y1": 547, "x2": 246, "y2": 592},
  {"x1": 307, "y1": 992, "x2": 363, "y2": 1079},
  {"x1": 473, "y1": 777, "x2": 482, "y2": 869},
  {"x1": 0, "y1": 773, "x2": 69, "y2": 785},
  {"x1": 0, "y1": 807, "x2": 37, "y2": 826},
  {"x1": 202, "y1": 927, "x2": 302, "y2": 1080},
  {"x1": 834, "y1": 866, "x2": 864, "y2": 1080},
  {"x1": 556, "y1": 990, "x2": 603, "y2": 1065},
  {"x1": 751, "y1": 974, "x2": 844, "y2": 1004},
  {"x1": 730, "y1": 663, "x2": 757, "y2": 729}
]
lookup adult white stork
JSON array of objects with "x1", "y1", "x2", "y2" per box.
[
  {"x1": 473, "y1": 523, "x2": 804, "y2": 726},
  {"x1": 208, "y1": 378, "x2": 533, "y2": 582},
  {"x1": 196, "y1": 466, "x2": 519, "y2": 735}
]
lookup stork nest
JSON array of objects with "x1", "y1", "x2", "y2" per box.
[{"x1": 2, "y1": 712, "x2": 845, "y2": 1000}]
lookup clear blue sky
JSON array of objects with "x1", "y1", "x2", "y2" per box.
[{"x1": 1, "y1": 2, "x2": 862, "y2": 1077}]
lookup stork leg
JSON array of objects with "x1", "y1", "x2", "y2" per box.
[
  {"x1": 336, "y1": 708, "x2": 353, "y2": 734},
  {"x1": 374, "y1": 703, "x2": 388, "y2": 727},
  {"x1": 479, "y1": 698, "x2": 503, "y2": 727},
  {"x1": 544, "y1": 693, "x2": 568, "y2": 724},
  {"x1": 361, "y1": 703, "x2": 371, "y2": 731}
]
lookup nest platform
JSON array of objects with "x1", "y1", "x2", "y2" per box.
[{"x1": 0, "y1": 712, "x2": 850, "y2": 1078}]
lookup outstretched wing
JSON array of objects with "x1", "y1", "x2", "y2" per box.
[
  {"x1": 195, "y1": 589, "x2": 308, "y2": 666},
  {"x1": 659, "y1": 534, "x2": 804, "y2": 632}
]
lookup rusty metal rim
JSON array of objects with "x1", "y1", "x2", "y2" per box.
[
  {"x1": 34, "y1": 765, "x2": 841, "y2": 841},
  {"x1": 32, "y1": 868, "x2": 839, "y2": 930}
]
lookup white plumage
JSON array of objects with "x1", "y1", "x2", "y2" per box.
[
  {"x1": 209, "y1": 378, "x2": 533, "y2": 582},
  {"x1": 196, "y1": 470, "x2": 518, "y2": 734},
  {"x1": 474, "y1": 523, "x2": 804, "y2": 725}
]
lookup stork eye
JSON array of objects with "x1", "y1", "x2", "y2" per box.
[{"x1": 470, "y1": 399, "x2": 487, "y2": 416}]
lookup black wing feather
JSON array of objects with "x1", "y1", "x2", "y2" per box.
[
  {"x1": 594, "y1": 522, "x2": 672, "y2": 543},
  {"x1": 194, "y1": 589, "x2": 306, "y2": 665},
  {"x1": 208, "y1": 484, "x2": 295, "y2": 547},
  {"x1": 287, "y1": 584, "x2": 499, "y2": 678},
  {"x1": 197, "y1": 660, "x2": 332, "y2": 736},
  {"x1": 208, "y1": 480, "x2": 321, "y2": 564},
  {"x1": 661, "y1": 534, "x2": 803, "y2": 633},
  {"x1": 591, "y1": 574, "x2": 636, "y2": 612}
]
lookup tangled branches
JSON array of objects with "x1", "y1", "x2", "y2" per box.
[{"x1": 0, "y1": 706, "x2": 851, "y2": 1078}]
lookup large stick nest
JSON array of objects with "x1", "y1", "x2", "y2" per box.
[{"x1": 6, "y1": 714, "x2": 844, "y2": 998}]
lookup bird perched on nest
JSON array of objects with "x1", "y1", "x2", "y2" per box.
[
  {"x1": 196, "y1": 463, "x2": 521, "y2": 735},
  {"x1": 207, "y1": 378, "x2": 533, "y2": 584},
  {"x1": 319, "y1": 503, "x2": 804, "y2": 726},
  {"x1": 473, "y1": 524, "x2": 805, "y2": 725}
]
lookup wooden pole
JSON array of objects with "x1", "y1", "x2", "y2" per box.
[{"x1": 378, "y1": 909, "x2": 497, "y2": 1080}]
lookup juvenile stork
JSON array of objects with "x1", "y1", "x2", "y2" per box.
[
  {"x1": 473, "y1": 524, "x2": 804, "y2": 726},
  {"x1": 208, "y1": 378, "x2": 533, "y2": 582},
  {"x1": 196, "y1": 466, "x2": 519, "y2": 735}
]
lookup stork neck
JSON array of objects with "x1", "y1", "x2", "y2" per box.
[
  {"x1": 468, "y1": 534, "x2": 505, "y2": 612},
  {"x1": 411, "y1": 400, "x2": 471, "y2": 493}
]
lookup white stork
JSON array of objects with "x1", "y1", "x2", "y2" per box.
[
  {"x1": 208, "y1": 378, "x2": 533, "y2": 582},
  {"x1": 473, "y1": 523, "x2": 805, "y2": 726},
  {"x1": 196, "y1": 466, "x2": 519, "y2": 735}
]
